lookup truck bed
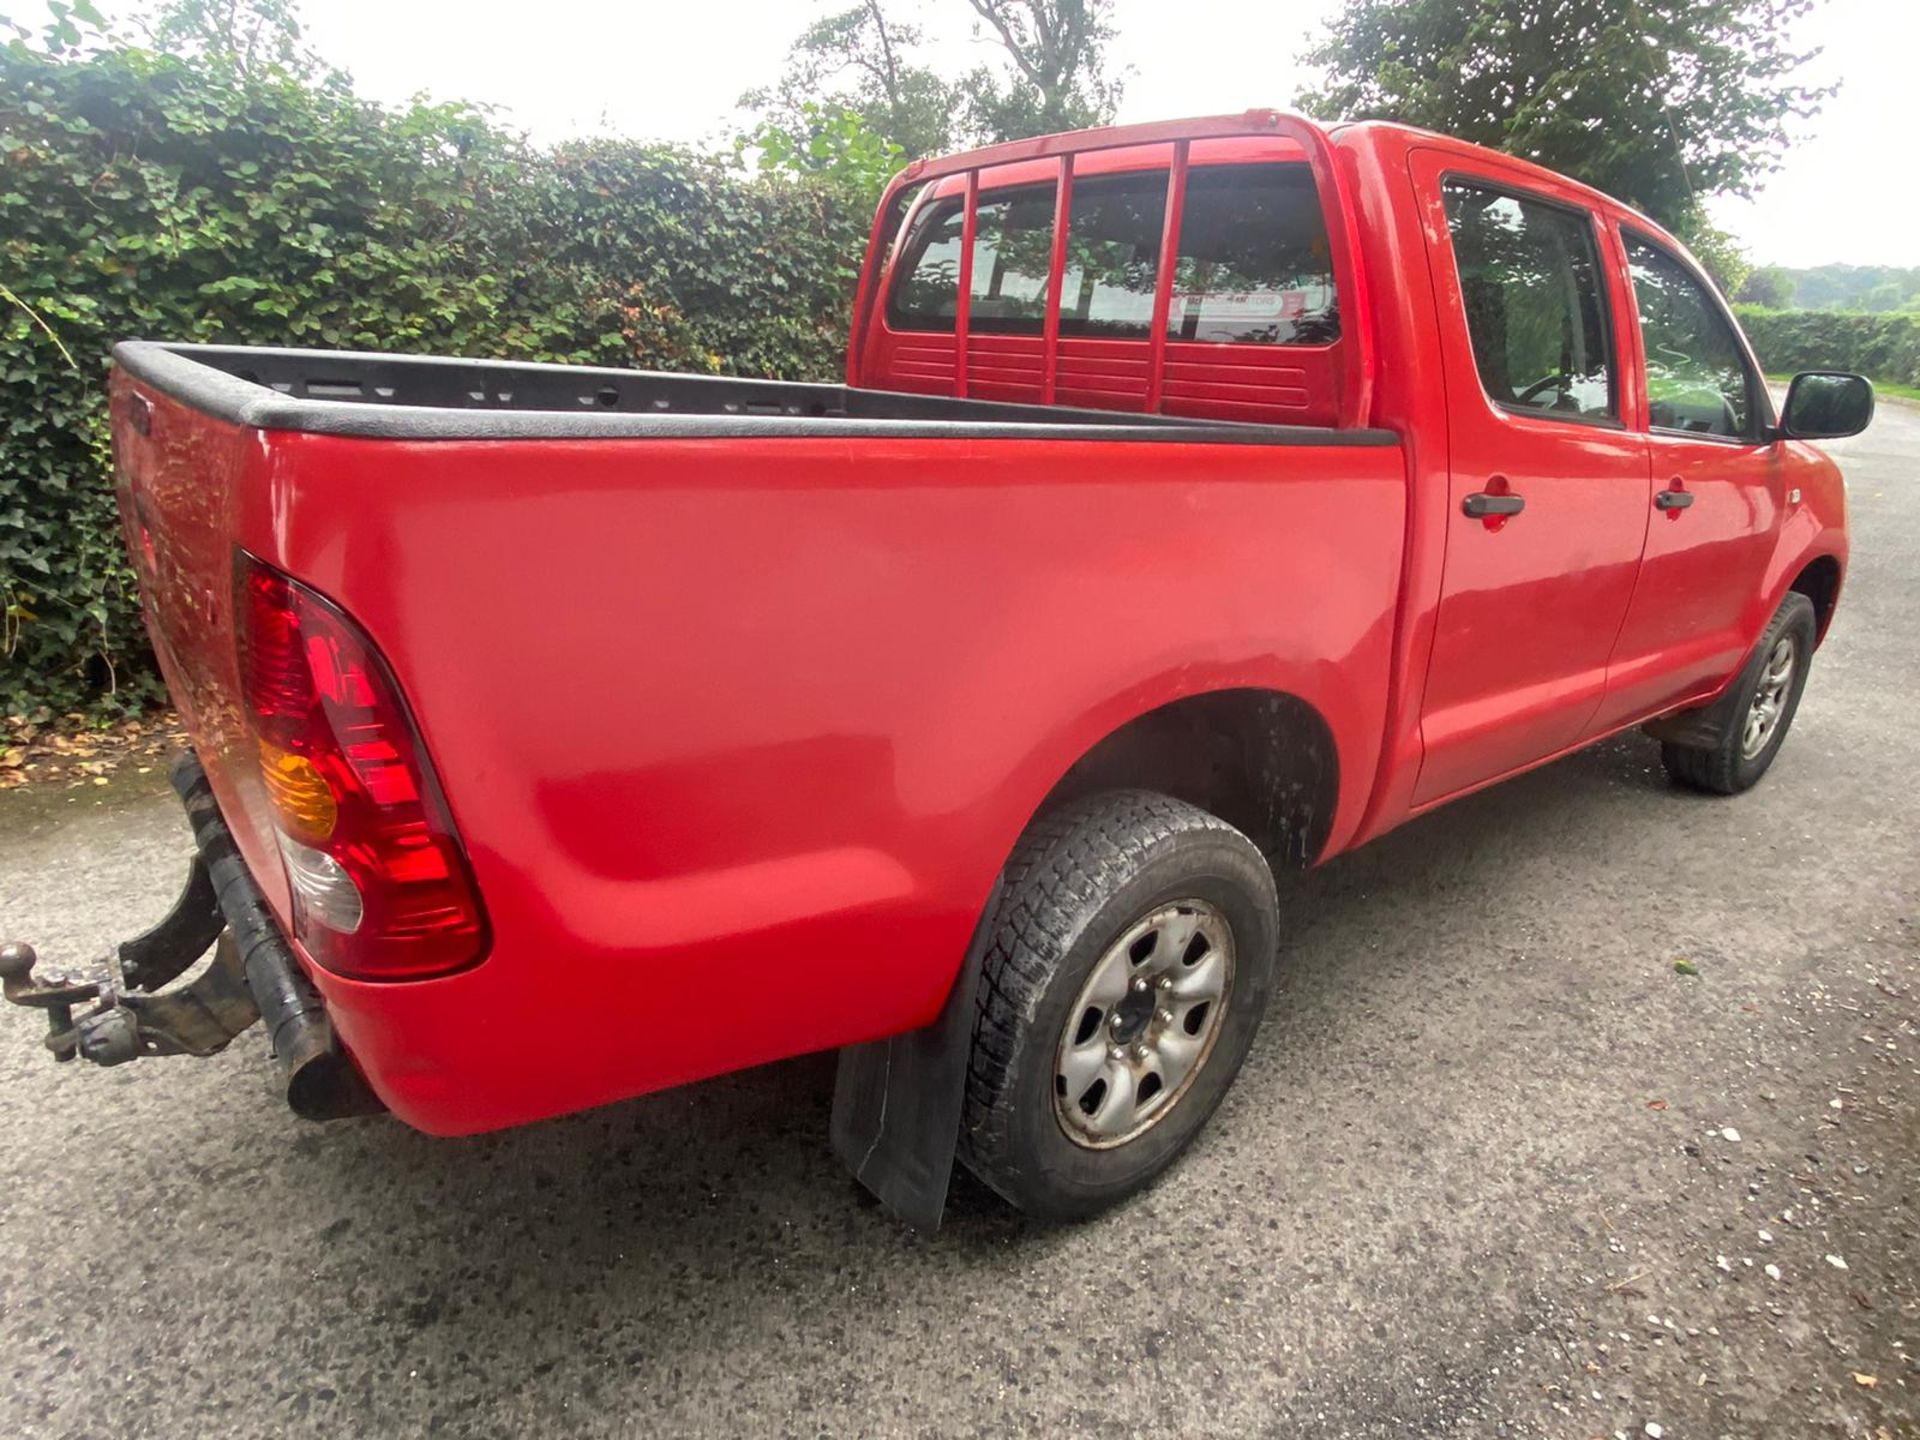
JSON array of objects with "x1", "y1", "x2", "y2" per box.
[
  {"x1": 114, "y1": 342, "x2": 1393, "y2": 446},
  {"x1": 110, "y1": 340, "x2": 1406, "y2": 1135}
]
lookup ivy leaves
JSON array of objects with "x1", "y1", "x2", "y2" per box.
[{"x1": 0, "y1": 36, "x2": 867, "y2": 719}]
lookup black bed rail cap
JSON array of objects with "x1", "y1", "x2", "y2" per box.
[{"x1": 110, "y1": 340, "x2": 1399, "y2": 448}]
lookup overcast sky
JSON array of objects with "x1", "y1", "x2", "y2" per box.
[{"x1": 31, "y1": 0, "x2": 1917, "y2": 267}]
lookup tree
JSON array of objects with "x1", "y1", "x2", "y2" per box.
[
  {"x1": 1736, "y1": 265, "x2": 1797, "y2": 308},
  {"x1": 961, "y1": 0, "x2": 1121, "y2": 141},
  {"x1": 739, "y1": 1, "x2": 960, "y2": 163},
  {"x1": 743, "y1": 0, "x2": 1125, "y2": 168},
  {"x1": 1297, "y1": 0, "x2": 1833, "y2": 237},
  {"x1": 1862, "y1": 281, "x2": 1906, "y2": 314},
  {"x1": 141, "y1": 0, "x2": 329, "y2": 81},
  {"x1": 1680, "y1": 216, "x2": 1751, "y2": 297},
  {"x1": 1778, "y1": 264, "x2": 1920, "y2": 311},
  {"x1": 737, "y1": 100, "x2": 906, "y2": 197}
]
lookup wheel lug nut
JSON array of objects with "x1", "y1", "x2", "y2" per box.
[
  {"x1": 1156, "y1": 1009, "x2": 1173, "y2": 1026},
  {"x1": 1132, "y1": 976, "x2": 1150, "y2": 993},
  {"x1": 1109, "y1": 1011, "x2": 1124, "y2": 1030},
  {"x1": 1133, "y1": 1045, "x2": 1153, "y2": 1063},
  {"x1": 1156, "y1": 976, "x2": 1173, "y2": 991},
  {"x1": 1108, "y1": 1045, "x2": 1126, "y2": 1061}
]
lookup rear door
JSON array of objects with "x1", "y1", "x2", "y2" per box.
[
  {"x1": 1590, "y1": 228, "x2": 1784, "y2": 727},
  {"x1": 1408, "y1": 150, "x2": 1651, "y2": 805}
]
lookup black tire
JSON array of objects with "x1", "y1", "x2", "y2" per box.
[
  {"x1": 1661, "y1": 592, "x2": 1818, "y2": 795},
  {"x1": 959, "y1": 790, "x2": 1279, "y2": 1220}
]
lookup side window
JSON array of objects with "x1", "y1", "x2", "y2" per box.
[
  {"x1": 1624, "y1": 233, "x2": 1756, "y2": 439},
  {"x1": 1057, "y1": 171, "x2": 1167, "y2": 338},
  {"x1": 1441, "y1": 179, "x2": 1615, "y2": 421},
  {"x1": 1169, "y1": 163, "x2": 1339, "y2": 344}
]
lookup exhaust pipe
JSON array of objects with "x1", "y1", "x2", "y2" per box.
[{"x1": 173, "y1": 756, "x2": 383, "y2": 1121}]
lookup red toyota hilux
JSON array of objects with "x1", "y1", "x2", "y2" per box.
[{"x1": 3, "y1": 113, "x2": 1871, "y2": 1227}]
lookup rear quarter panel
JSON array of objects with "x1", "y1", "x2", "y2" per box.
[
  {"x1": 117, "y1": 379, "x2": 1406, "y2": 1132},
  {"x1": 110, "y1": 376, "x2": 294, "y2": 930}
]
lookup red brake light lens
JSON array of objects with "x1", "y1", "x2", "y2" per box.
[{"x1": 236, "y1": 552, "x2": 488, "y2": 981}]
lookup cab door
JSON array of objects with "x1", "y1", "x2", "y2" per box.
[
  {"x1": 1591, "y1": 227, "x2": 1785, "y2": 728},
  {"x1": 1408, "y1": 150, "x2": 1652, "y2": 805}
]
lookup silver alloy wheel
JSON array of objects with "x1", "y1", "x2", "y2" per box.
[
  {"x1": 1053, "y1": 899, "x2": 1235, "y2": 1149},
  {"x1": 1741, "y1": 634, "x2": 1798, "y2": 759}
]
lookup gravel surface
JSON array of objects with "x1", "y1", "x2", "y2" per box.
[{"x1": 1, "y1": 406, "x2": 1914, "y2": 1438}]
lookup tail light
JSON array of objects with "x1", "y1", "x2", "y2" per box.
[{"x1": 235, "y1": 552, "x2": 488, "y2": 981}]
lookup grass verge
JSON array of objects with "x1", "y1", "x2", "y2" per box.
[{"x1": 1768, "y1": 372, "x2": 1920, "y2": 404}]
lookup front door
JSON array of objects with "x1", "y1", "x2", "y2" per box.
[
  {"x1": 1409, "y1": 151, "x2": 1651, "y2": 805},
  {"x1": 1592, "y1": 227, "x2": 1785, "y2": 728}
]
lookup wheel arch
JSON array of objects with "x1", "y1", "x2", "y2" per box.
[
  {"x1": 1027, "y1": 687, "x2": 1341, "y2": 872},
  {"x1": 1787, "y1": 552, "x2": 1843, "y2": 644},
  {"x1": 831, "y1": 683, "x2": 1343, "y2": 1225}
]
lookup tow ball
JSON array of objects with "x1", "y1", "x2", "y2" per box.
[
  {"x1": 1, "y1": 754, "x2": 382, "y2": 1120},
  {"x1": 0, "y1": 852, "x2": 259, "y2": 1066}
]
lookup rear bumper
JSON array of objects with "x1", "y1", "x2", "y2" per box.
[{"x1": 0, "y1": 754, "x2": 381, "y2": 1121}]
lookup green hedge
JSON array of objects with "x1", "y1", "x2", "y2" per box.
[
  {"x1": 0, "y1": 41, "x2": 867, "y2": 719},
  {"x1": 1734, "y1": 306, "x2": 1920, "y2": 389}
]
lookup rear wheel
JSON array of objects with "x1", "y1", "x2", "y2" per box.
[
  {"x1": 960, "y1": 790, "x2": 1278, "y2": 1220},
  {"x1": 1661, "y1": 592, "x2": 1817, "y2": 795}
]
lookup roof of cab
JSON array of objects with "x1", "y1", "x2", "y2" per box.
[
  {"x1": 893, "y1": 110, "x2": 1686, "y2": 262},
  {"x1": 1330, "y1": 118, "x2": 1686, "y2": 253}
]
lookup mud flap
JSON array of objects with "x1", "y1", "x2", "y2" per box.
[
  {"x1": 830, "y1": 878, "x2": 1001, "y2": 1233},
  {"x1": 1642, "y1": 676, "x2": 1744, "y2": 748}
]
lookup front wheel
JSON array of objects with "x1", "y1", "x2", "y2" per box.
[
  {"x1": 1661, "y1": 592, "x2": 1818, "y2": 795},
  {"x1": 959, "y1": 790, "x2": 1279, "y2": 1220}
]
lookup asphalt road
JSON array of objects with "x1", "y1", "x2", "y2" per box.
[{"x1": 2, "y1": 406, "x2": 1916, "y2": 1439}]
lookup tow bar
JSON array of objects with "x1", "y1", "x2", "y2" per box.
[{"x1": 1, "y1": 754, "x2": 381, "y2": 1120}]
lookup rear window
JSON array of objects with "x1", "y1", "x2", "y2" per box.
[
  {"x1": 888, "y1": 183, "x2": 1058, "y2": 334},
  {"x1": 1170, "y1": 164, "x2": 1338, "y2": 344},
  {"x1": 888, "y1": 200, "x2": 966, "y2": 329},
  {"x1": 969, "y1": 185, "x2": 1056, "y2": 328},
  {"x1": 1055, "y1": 171, "x2": 1166, "y2": 338},
  {"x1": 885, "y1": 162, "x2": 1333, "y2": 345}
]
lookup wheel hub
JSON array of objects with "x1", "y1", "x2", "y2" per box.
[
  {"x1": 1107, "y1": 987, "x2": 1155, "y2": 1044},
  {"x1": 1741, "y1": 634, "x2": 1798, "y2": 759},
  {"x1": 1053, "y1": 900, "x2": 1235, "y2": 1150}
]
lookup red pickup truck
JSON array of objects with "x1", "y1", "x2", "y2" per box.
[{"x1": 3, "y1": 112, "x2": 1872, "y2": 1227}]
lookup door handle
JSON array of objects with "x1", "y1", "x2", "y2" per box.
[
  {"x1": 1654, "y1": 487, "x2": 1695, "y2": 511},
  {"x1": 1463, "y1": 491, "x2": 1525, "y2": 518}
]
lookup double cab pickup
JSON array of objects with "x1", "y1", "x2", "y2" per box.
[{"x1": 3, "y1": 111, "x2": 1872, "y2": 1226}]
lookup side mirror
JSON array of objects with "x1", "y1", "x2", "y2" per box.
[{"x1": 1778, "y1": 370, "x2": 1874, "y2": 441}]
